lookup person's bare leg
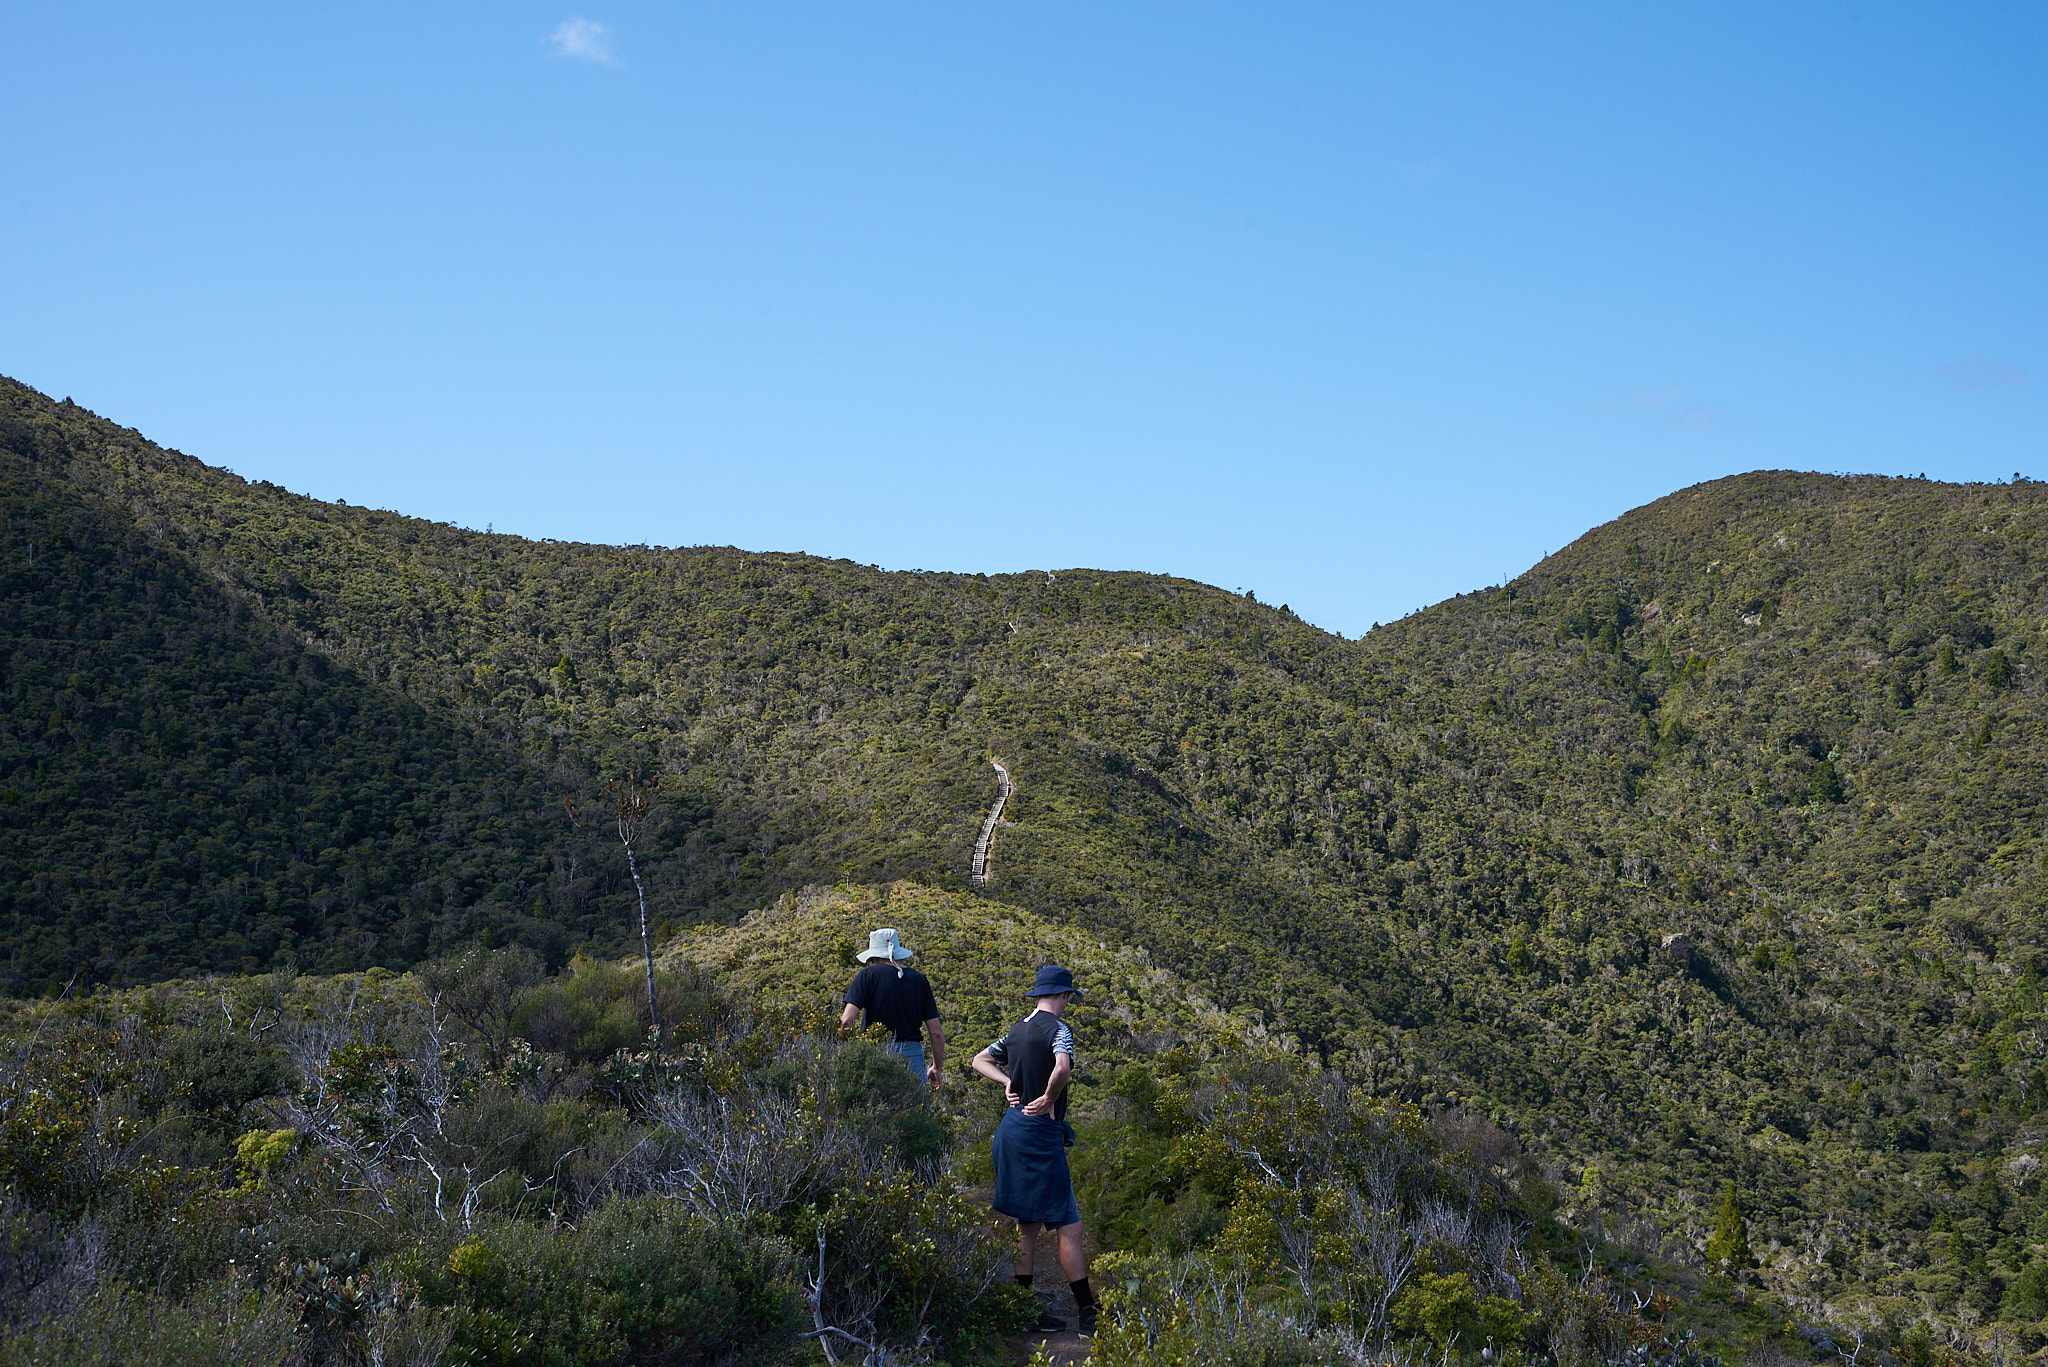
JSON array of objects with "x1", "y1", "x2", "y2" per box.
[
  {"x1": 1056, "y1": 1221, "x2": 1088, "y2": 1283},
  {"x1": 1016, "y1": 1220, "x2": 1041, "y2": 1278}
]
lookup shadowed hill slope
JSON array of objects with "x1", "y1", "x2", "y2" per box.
[
  {"x1": 12, "y1": 375, "x2": 2048, "y2": 1316},
  {"x1": 0, "y1": 403, "x2": 572, "y2": 981}
]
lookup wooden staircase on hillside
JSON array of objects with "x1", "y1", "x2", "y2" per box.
[{"x1": 969, "y1": 760, "x2": 1013, "y2": 887}]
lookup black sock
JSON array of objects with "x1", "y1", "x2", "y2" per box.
[
  {"x1": 1070, "y1": 1277, "x2": 1096, "y2": 1309},
  {"x1": 1015, "y1": 1274, "x2": 1033, "y2": 1288}
]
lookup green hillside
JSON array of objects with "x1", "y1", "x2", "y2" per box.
[
  {"x1": 0, "y1": 376, "x2": 1385, "y2": 1027},
  {"x1": 9, "y1": 373, "x2": 2048, "y2": 1327},
  {"x1": 1337, "y1": 474, "x2": 2048, "y2": 1316}
]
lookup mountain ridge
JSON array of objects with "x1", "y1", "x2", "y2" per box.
[{"x1": 11, "y1": 374, "x2": 2048, "y2": 1317}]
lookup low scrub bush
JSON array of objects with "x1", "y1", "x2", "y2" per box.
[
  {"x1": 798, "y1": 1170, "x2": 1034, "y2": 1361},
  {"x1": 513, "y1": 959, "x2": 739, "y2": 1064},
  {"x1": 402, "y1": 1196, "x2": 801, "y2": 1367},
  {"x1": 0, "y1": 1282, "x2": 298, "y2": 1367},
  {"x1": 0, "y1": 957, "x2": 1802, "y2": 1367}
]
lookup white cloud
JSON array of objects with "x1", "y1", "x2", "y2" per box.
[
  {"x1": 1664, "y1": 401, "x2": 1729, "y2": 435},
  {"x1": 1929, "y1": 356, "x2": 2027, "y2": 392},
  {"x1": 1619, "y1": 386, "x2": 1681, "y2": 411},
  {"x1": 1586, "y1": 386, "x2": 1732, "y2": 435},
  {"x1": 547, "y1": 17, "x2": 617, "y2": 64}
]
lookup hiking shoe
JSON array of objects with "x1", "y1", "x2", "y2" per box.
[
  {"x1": 1076, "y1": 1305, "x2": 1099, "y2": 1335},
  {"x1": 1029, "y1": 1308, "x2": 1066, "y2": 1334}
]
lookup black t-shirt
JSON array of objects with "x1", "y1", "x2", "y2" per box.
[
  {"x1": 987, "y1": 1010, "x2": 1077, "y2": 1122},
  {"x1": 844, "y1": 962, "x2": 940, "y2": 1042}
]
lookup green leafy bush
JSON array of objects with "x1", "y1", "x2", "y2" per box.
[
  {"x1": 2001, "y1": 1259, "x2": 2048, "y2": 1319},
  {"x1": 1388, "y1": 1271, "x2": 1525, "y2": 1351},
  {"x1": 513, "y1": 958, "x2": 738, "y2": 1064},
  {"x1": 833, "y1": 1040, "x2": 950, "y2": 1169},
  {"x1": 1088, "y1": 1312, "x2": 1367, "y2": 1367},
  {"x1": 163, "y1": 1031, "x2": 293, "y2": 1121},
  {"x1": 0, "y1": 1282, "x2": 296, "y2": 1367},
  {"x1": 416, "y1": 1197, "x2": 801, "y2": 1366},
  {"x1": 798, "y1": 1170, "x2": 1033, "y2": 1360}
]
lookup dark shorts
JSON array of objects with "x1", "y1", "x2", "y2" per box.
[{"x1": 990, "y1": 1108, "x2": 1080, "y2": 1228}]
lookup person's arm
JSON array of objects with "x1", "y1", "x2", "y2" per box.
[
  {"x1": 840, "y1": 969, "x2": 870, "y2": 1033},
  {"x1": 924, "y1": 1017, "x2": 945, "y2": 1089},
  {"x1": 971, "y1": 1046, "x2": 1021, "y2": 1107},
  {"x1": 1021, "y1": 1018, "x2": 1075, "y2": 1117},
  {"x1": 1021, "y1": 1054, "x2": 1071, "y2": 1117}
]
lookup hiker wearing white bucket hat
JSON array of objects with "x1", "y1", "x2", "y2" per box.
[{"x1": 838, "y1": 928, "x2": 945, "y2": 1090}]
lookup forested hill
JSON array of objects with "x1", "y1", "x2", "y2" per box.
[
  {"x1": 1341, "y1": 472, "x2": 2048, "y2": 1311},
  {"x1": 0, "y1": 375, "x2": 1367, "y2": 994},
  {"x1": 10, "y1": 373, "x2": 2048, "y2": 1315}
]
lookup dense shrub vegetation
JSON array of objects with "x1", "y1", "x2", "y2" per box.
[
  {"x1": 0, "y1": 955, "x2": 1040, "y2": 1364},
  {"x1": 0, "y1": 939, "x2": 1781, "y2": 1366},
  {"x1": 9, "y1": 375, "x2": 2048, "y2": 1344}
]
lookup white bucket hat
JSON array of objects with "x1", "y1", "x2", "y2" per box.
[{"x1": 856, "y1": 927, "x2": 914, "y2": 962}]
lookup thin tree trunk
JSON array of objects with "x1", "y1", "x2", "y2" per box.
[{"x1": 625, "y1": 841, "x2": 663, "y2": 1050}]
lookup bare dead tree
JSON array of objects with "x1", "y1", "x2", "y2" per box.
[
  {"x1": 643, "y1": 1083, "x2": 861, "y2": 1220},
  {"x1": 567, "y1": 771, "x2": 664, "y2": 1050},
  {"x1": 420, "y1": 946, "x2": 543, "y2": 1070},
  {"x1": 1348, "y1": 1189, "x2": 1418, "y2": 1341}
]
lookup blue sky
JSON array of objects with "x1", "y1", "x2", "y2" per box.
[{"x1": 3, "y1": 3, "x2": 2042, "y2": 636}]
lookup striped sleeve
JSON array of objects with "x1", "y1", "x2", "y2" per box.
[{"x1": 1051, "y1": 1021, "x2": 1075, "y2": 1057}]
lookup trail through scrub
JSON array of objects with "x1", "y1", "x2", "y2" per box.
[
  {"x1": 1021, "y1": 1229, "x2": 1094, "y2": 1364},
  {"x1": 966, "y1": 1180, "x2": 1094, "y2": 1363}
]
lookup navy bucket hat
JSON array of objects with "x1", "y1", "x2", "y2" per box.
[{"x1": 1026, "y1": 964, "x2": 1083, "y2": 1001}]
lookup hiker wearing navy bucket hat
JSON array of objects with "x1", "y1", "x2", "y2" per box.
[{"x1": 971, "y1": 964, "x2": 1098, "y2": 1334}]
